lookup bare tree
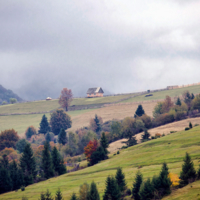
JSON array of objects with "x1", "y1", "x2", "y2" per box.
[{"x1": 58, "y1": 88, "x2": 73, "y2": 111}]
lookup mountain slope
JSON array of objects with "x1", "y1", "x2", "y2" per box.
[{"x1": 0, "y1": 84, "x2": 23, "y2": 104}]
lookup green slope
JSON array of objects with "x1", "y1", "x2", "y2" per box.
[{"x1": 1, "y1": 125, "x2": 200, "y2": 199}]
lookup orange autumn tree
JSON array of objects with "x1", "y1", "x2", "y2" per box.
[
  {"x1": 59, "y1": 88, "x2": 73, "y2": 111},
  {"x1": 84, "y1": 139, "x2": 98, "y2": 162}
]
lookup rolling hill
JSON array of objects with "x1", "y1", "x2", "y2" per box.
[{"x1": 1, "y1": 124, "x2": 200, "y2": 199}]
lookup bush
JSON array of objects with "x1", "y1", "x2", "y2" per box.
[
  {"x1": 185, "y1": 127, "x2": 190, "y2": 131},
  {"x1": 189, "y1": 122, "x2": 193, "y2": 129},
  {"x1": 170, "y1": 131, "x2": 177, "y2": 133},
  {"x1": 21, "y1": 186, "x2": 25, "y2": 191},
  {"x1": 152, "y1": 113, "x2": 175, "y2": 127},
  {"x1": 175, "y1": 111, "x2": 187, "y2": 121},
  {"x1": 126, "y1": 188, "x2": 131, "y2": 196},
  {"x1": 194, "y1": 124, "x2": 199, "y2": 127},
  {"x1": 121, "y1": 146, "x2": 128, "y2": 149},
  {"x1": 117, "y1": 151, "x2": 120, "y2": 154}
]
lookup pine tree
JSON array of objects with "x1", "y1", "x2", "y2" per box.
[
  {"x1": 103, "y1": 176, "x2": 121, "y2": 200},
  {"x1": 135, "y1": 105, "x2": 145, "y2": 117},
  {"x1": 197, "y1": 165, "x2": 200, "y2": 180},
  {"x1": 158, "y1": 163, "x2": 172, "y2": 196},
  {"x1": 139, "y1": 178, "x2": 154, "y2": 200},
  {"x1": 39, "y1": 114, "x2": 51, "y2": 134},
  {"x1": 38, "y1": 189, "x2": 53, "y2": 200},
  {"x1": 41, "y1": 142, "x2": 54, "y2": 179},
  {"x1": 132, "y1": 171, "x2": 143, "y2": 200},
  {"x1": 89, "y1": 181, "x2": 100, "y2": 200},
  {"x1": 45, "y1": 132, "x2": 51, "y2": 142},
  {"x1": 70, "y1": 193, "x2": 78, "y2": 200},
  {"x1": 90, "y1": 146, "x2": 106, "y2": 166},
  {"x1": 94, "y1": 114, "x2": 101, "y2": 133},
  {"x1": 176, "y1": 97, "x2": 182, "y2": 106},
  {"x1": 0, "y1": 166, "x2": 12, "y2": 194},
  {"x1": 189, "y1": 122, "x2": 193, "y2": 129},
  {"x1": 115, "y1": 167, "x2": 126, "y2": 193},
  {"x1": 179, "y1": 152, "x2": 196, "y2": 187},
  {"x1": 58, "y1": 128, "x2": 67, "y2": 145},
  {"x1": 141, "y1": 130, "x2": 150, "y2": 142},
  {"x1": 51, "y1": 146, "x2": 66, "y2": 175},
  {"x1": 100, "y1": 132, "x2": 109, "y2": 156},
  {"x1": 55, "y1": 188, "x2": 63, "y2": 200},
  {"x1": 20, "y1": 143, "x2": 36, "y2": 186},
  {"x1": 9, "y1": 160, "x2": 20, "y2": 190},
  {"x1": 128, "y1": 136, "x2": 137, "y2": 147}
]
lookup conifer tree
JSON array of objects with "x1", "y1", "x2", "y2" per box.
[
  {"x1": 197, "y1": 165, "x2": 200, "y2": 180},
  {"x1": 51, "y1": 146, "x2": 66, "y2": 175},
  {"x1": 139, "y1": 178, "x2": 154, "y2": 200},
  {"x1": 103, "y1": 176, "x2": 120, "y2": 200},
  {"x1": 58, "y1": 128, "x2": 67, "y2": 145},
  {"x1": 128, "y1": 136, "x2": 137, "y2": 147},
  {"x1": 100, "y1": 132, "x2": 109, "y2": 156},
  {"x1": 158, "y1": 162, "x2": 172, "y2": 196},
  {"x1": 132, "y1": 171, "x2": 143, "y2": 200},
  {"x1": 0, "y1": 166, "x2": 12, "y2": 194},
  {"x1": 94, "y1": 114, "x2": 101, "y2": 133},
  {"x1": 89, "y1": 181, "x2": 100, "y2": 200},
  {"x1": 141, "y1": 130, "x2": 150, "y2": 141},
  {"x1": 176, "y1": 97, "x2": 182, "y2": 106},
  {"x1": 70, "y1": 193, "x2": 78, "y2": 200},
  {"x1": 41, "y1": 142, "x2": 54, "y2": 179},
  {"x1": 55, "y1": 188, "x2": 63, "y2": 200},
  {"x1": 20, "y1": 143, "x2": 36, "y2": 186},
  {"x1": 179, "y1": 152, "x2": 196, "y2": 187},
  {"x1": 39, "y1": 114, "x2": 51, "y2": 134},
  {"x1": 115, "y1": 167, "x2": 126, "y2": 193},
  {"x1": 189, "y1": 122, "x2": 193, "y2": 129},
  {"x1": 135, "y1": 105, "x2": 145, "y2": 117},
  {"x1": 45, "y1": 132, "x2": 51, "y2": 142},
  {"x1": 9, "y1": 160, "x2": 20, "y2": 190}
]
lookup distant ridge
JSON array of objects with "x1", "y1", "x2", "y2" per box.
[{"x1": 0, "y1": 84, "x2": 23, "y2": 104}]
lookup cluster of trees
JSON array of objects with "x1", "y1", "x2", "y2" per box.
[
  {"x1": 84, "y1": 132, "x2": 109, "y2": 166},
  {"x1": 0, "y1": 143, "x2": 66, "y2": 194}
]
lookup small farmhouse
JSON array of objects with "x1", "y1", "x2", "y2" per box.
[{"x1": 87, "y1": 87, "x2": 104, "y2": 97}]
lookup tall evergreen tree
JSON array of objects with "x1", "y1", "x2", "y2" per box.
[
  {"x1": 139, "y1": 178, "x2": 154, "y2": 200},
  {"x1": 103, "y1": 176, "x2": 121, "y2": 200},
  {"x1": 94, "y1": 114, "x2": 101, "y2": 133},
  {"x1": 176, "y1": 97, "x2": 182, "y2": 106},
  {"x1": 100, "y1": 132, "x2": 109, "y2": 156},
  {"x1": 158, "y1": 163, "x2": 172, "y2": 196},
  {"x1": 179, "y1": 152, "x2": 196, "y2": 187},
  {"x1": 135, "y1": 105, "x2": 145, "y2": 117},
  {"x1": 58, "y1": 128, "x2": 67, "y2": 145},
  {"x1": 9, "y1": 160, "x2": 21, "y2": 190},
  {"x1": 41, "y1": 142, "x2": 54, "y2": 179},
  {"x1": 89, "y1": 181, "x2": 100, "y2": 200},
  {"x1": 20, "y1": 143, "x2": 36, "y2": 186},
  {"x1": 0, "y1": 166, "x2": 12, "y2": 194},
  {"x1": 132, "y1": 171, "x2": 143, "y2": 200},
  {"x1": 51, "y1": 146, "x2": 66, "y2": 175},
  {"x1": 115, "y1": 167, "x2": 126, "y2": 194},
  {"x1": 55, "y1": 188, "x2": 64, "y2": 200},
  {"x1": 141, "y1": 130, "x2": 150, "y2": 141},
  {"x1": 45, "y1": 132, "x2": 52, "y2": 143},
  {"x1": 39, "y1": 114, "x2": 51, "y2": 134},
  {"x1": 70, "y1": 193, "x2": 78, "y2": 200}
]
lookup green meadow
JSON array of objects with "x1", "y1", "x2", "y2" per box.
[{"x1": 1, "y1": 125, "x2": 200, "y2": 199}]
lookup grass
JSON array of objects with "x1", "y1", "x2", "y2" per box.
[
  {"x1": 1, "y1": 125, "x2": 200, "y2": 199},
  {"x1": 121, "y1": 84, "x2": 200, "y2": 103}
]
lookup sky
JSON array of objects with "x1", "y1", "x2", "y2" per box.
[{"x1": 0, "y1": 0, "x2": 200, "y2": 100}]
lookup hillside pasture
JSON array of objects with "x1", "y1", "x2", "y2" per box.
[
  {"x1": 122, "y1": 84, "x2": 200, "y2": 103},
  {"x1": 1, "y1": 126, "x2": 200, "y2": 199}
]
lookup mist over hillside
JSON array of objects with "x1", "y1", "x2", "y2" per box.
[{"x1": 0, "y1": 84, "x2": 23, "y2": 104}]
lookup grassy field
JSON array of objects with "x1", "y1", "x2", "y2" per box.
[
  {"x1": 0, "y1": 101, "x2": 157, "y2": 135},
  {"x1": 1, "y1": 125, "x2": 200, "y2": 199},
  {"x1": 121, "y1": 85, "x2": 200, "y2": 103}
]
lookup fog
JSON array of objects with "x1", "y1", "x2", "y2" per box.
[{"x1": 0, "y1": 0, "x2": 200, "y2": 100}]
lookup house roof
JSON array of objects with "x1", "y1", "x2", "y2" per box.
[{"x1": 87, "y1": 87, "x2": 104, "y2": 94}]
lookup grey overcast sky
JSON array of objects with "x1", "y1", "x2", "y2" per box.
[{"x1": 0, "y1": 0, "x2": 200, "y2": 100}]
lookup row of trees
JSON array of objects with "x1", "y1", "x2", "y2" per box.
[{"x1": 0, "y1": 143, "x2": 66, "y2": 194}]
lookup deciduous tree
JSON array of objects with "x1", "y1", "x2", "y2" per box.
[
  {"x1": 79, "y1": 182, "x2": 90, "y2": 200},
  {"x1": 25, "y1": 126, "x2": 37, "y2": 140},
  {"x1": 50, "y1": 109, "x2": 72, "y2": 135},
  {"x1": 84, "y1": 139, "x2": 98, "y2": 162},
  {"x1": 59, "y1": 88, "x2": 73, "y2": 111}
]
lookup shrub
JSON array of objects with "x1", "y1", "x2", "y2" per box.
[
  {"x1": 139, "y1": 114, "x2": 152, "y2": 129},
  {"x1": 126, "y1": 188, "x2": 131, "y2": 196},
  {"x1": 185, "y1": 127, "x2": 190, "y2": 131},
  {"x1": 152, "y1": 113, "x2": 175, "y2": 127},
  {"x1": 155, "y1": 133, "x2": 162, "y2": 138},
  {"x1": 194, "y1": 124, "x2": 199, "y2": 127},
  {"x1": 175, "y1": 111, "x2": 187, "y2": 121},
  {"x1": 117, "y1": 151, "x2": 120, "y2": 154},
  {"x1": 168, "y1": 173, "x2": 180, "y2": 187},
  {"x1": 21, "y1": 186, "x2": 25, "y2": 191},
  {"x1": 151, "y1": 136, "x2": 155, "y2": 139},
  {"x1": 121, "y1": 146, "x2": 128, "y2": 149},
  {"x1": 189, "y1": 122, "x2": 193, "y2": 129},
  {"x1": 170, "y1": 131, "x2": 177, "y2": 133}
]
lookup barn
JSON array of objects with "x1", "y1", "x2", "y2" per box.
[{"x1": 87, "y1": 87, "x2": 104, "y2": 97}]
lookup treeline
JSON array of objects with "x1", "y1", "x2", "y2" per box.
[{"x1": 0, "y1": 142, "x2": 66, "y2": 194}]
